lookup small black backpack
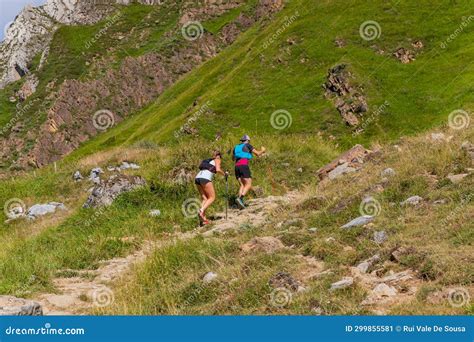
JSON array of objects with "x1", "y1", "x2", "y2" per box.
[{"x1": 199, "y1": 158, "x2": 216, "y2": 173}]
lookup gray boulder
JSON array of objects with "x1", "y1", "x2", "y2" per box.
[
  {"x1": 73, "y1": 170, "x2": 83, "y2": 181},
  {"x1": 356, "y1": 254, "x2": 380, "y2": 273},
  {"x1": 330, "y1": 277, "x2": 353, "y2": 291},
  {"x1": 202, "y1": 272, "x2": 218, "y2": 284},
  {"x1": 83, "y1": 174, "x2": 146, "y2": 208},
  {"x1": 341, "y1": 215, "x2": 374, "y2": 229},
  {"x1": 0, "y1": 296, "x2": 42, "y2": 316},
  {"x1": 328, "y1": 162, "x2": 357, "y2": 180},
  {"x1": 381, "y1": 168, "x2": 395, "y2": 177},
  {"x1": 119, "y1": 161, "x2": 140, "y2": 170},
  {"x1": 400, "y1": 195, "x2": 423, "y2": 206},
  {"x1": 90, "y1": 167, "x2": 104, "y2": 184},
  {"x1": 149, "y1": 209, "x2": 161, "y2": 217},
  {"x1": 26, "y1": 202, "x2": 66, "y2": 220}
]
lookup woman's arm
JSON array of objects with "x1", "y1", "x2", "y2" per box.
[
  {"x1": 252, "y1": 146, "x2": 266, "y2": 157},
  {"x1": 214, "y1": 157, "x2": 227, "y2": 176}
]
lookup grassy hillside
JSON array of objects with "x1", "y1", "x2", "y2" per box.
[{"x1": 0, "y1": 0, "x2": 472, "y2": 315}]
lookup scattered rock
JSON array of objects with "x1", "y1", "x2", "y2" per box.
[
  {"x1": 334, "y1": 38, "x2": 346, "y2": 48},
  {"x1": 330, "y1": 277, "x2": 353, "y2": 291},
  {"x1": 308, "y1": 227, "x2": 318, "y2": 233},
  {"x1": 433, "y1": 199, "x2": 448, "y2": 205},
  {"x1": 356, "y1": 254, "x2": 380, "y2": 274},
  {"x1": 328, "y1": 163, "x2": 357, "y2": 180},
  {"x1": 323, "y1": 64, "x2": 368, "y2": 126},
  {"x1": 341, "y1": 215, "x2": 374, "y2": 229},
  {"x1": 393, "y1": 47, "x2": 415, "y2": 64},
  {"x1": 73, "y1": 170, "x2": 83, "y2": 182},
  {"x1": 373, "y1": 231, "x2": 388, "y2": 244},
  {"x1": 447, "y1": 173, "x2": 468, "y2": 184},
  {"x1": 461, "y1": 141, "x2": 474, "y2": 163},
  {"x1": 381, "y1": 168, "x2": 395, "y2": 177},
  {"x1": 317, "y1": 144, "x2": 372, "y2": 180},
  {"x1": 89, "y1": 167, "x2": 104, "y2": 184},
  {"x1": 391, "y1": 247, "x2": 409, "y2": 262},
  {"x1": 240, "y1": 236, "x2": 285, "y2": 254},
  {"x1": 5, "y1": 205, "x2": 26, "y2": 220},
  {"x1": 269, "y1": 272, "x2": 302, "y2": 292},
  {"x1": 83, "y1": 174, "x2": 146, "y2": 208},
  {"x1": 202, "y1": 272, "x2": 218, "y2": 284},
  {"x1": 400, "y1": 195, "x2": 423, "y2": 206},
  {"x1": 0, "y1": 296, "x2": 42, "y2": 315},
  {"x1": 361, "y1": 283, "x2": 397, "y2": 305},
  {"x1": 325, "y1": 237, "x2": 336, "y2": 243},
  {"x1": 297, "y1": 167, "x2": 303, "y2": 173},
  {"x1": 26, "y1": 202, "x2": 66, "y2": 220},
  {"x1": 411, "y1": 40, "x2": 423, "y2": 49},
  {"x1": 149, "y1": 209, "x2": 161, "y2": 217},
  {"x1": 119, "y1": 161, "x2": 140, "y2": 170}
]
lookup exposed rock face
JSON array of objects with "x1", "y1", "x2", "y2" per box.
[
  {"x1": 27, "y1": 202, "x2": 66, "y2": 220},
  {"x1": 0, "y1": 5, "x2": 55, "y2": 89},
  {"x1": 0, "y1": 0, "x2": 166, "y2": 90},
  {"x1": 83, "y1": 174, "x2": 146, "y2": 208},
  {"x1": 1, "y1": 0, "x2": 283, "y2": 170},
  {"x1": 324, "y1": 64, "x2": 368, "y2": 126},
  {"x1": 317, "y1": 144, "x2": 372, "y2": 180},
  {"x1": 0, "y1": 296, "x2": 43, "y2": 315}
]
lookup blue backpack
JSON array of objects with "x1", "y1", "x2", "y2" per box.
[{"x1": 234, "y1": 143, "x2": 253, "y2": 160}]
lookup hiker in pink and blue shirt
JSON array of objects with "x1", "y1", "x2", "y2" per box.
[{"x1": 232, "y1": 135, "x2": 266, "y2": 209}]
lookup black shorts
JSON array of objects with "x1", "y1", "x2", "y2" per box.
[
  {"x1": 195, "y1": 178, "x2": 211, "y2": 186},
  {"x1": 235, "y1": 165, "x2": 251, "y2": 179}
]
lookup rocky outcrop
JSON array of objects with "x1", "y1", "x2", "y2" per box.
[
  {"x1": 0, "y1": 5, "x2": 55, "y2": 89},
  {"x1": 0, "y1": 0, "x2": 162, "y2": 90},
  {"x1": 324, "y1": 64, "x2": 368, "y2": 126},
  {"x1": 83, "y1": 174, "x2": 146, "y2": 208},
  {"x1": 0, "y1": 296, "x2": 43, "y2": 315},
  {"x1": 317, "y1": 144, "x2": 372, "y2": 180}
]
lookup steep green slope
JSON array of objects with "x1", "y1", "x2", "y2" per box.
[{"x1": 66, "y1": 0, "x2": 473, "y2": 160}]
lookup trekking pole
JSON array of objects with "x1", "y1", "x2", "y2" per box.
[{"x1": 225, "y1": 172, "x2": 229, "y2": 220}]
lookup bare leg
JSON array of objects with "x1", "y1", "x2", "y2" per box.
[
  {"x1": 241, "y1": 178, "x2": 252, "y2": 197},
  {"x1": 201, "y1": 182, "x2": 216, "y2": 215},
  {"x1": 237, "y1": 178, "x2": 245, "y2": 197},
  {"x1": 196, "y1": 184, "x2": 208, "y2": 209}
]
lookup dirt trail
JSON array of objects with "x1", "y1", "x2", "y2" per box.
[{"x1": 34, "y1": 192, "x2": 300, "y2": 315}]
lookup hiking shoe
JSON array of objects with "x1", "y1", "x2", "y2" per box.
[
  {"x1": 199, "y1": 210, "x2": 209, "y2": 225},
  {"x1": 236, "y1": 197, "x2": 246, "y2": 209}
]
